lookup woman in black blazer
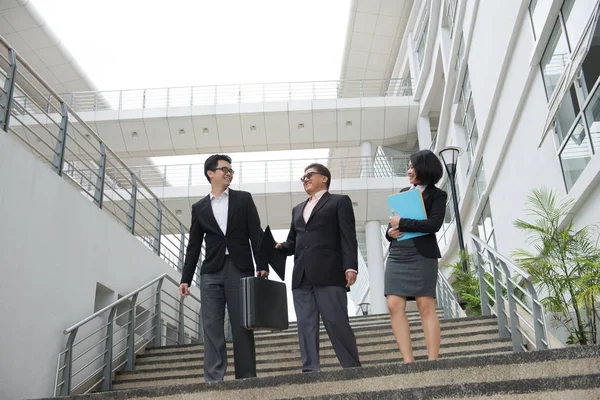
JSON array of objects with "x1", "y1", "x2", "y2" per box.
[{"x1": 385, "y1": 149, "x2": 448, "y2": 362}]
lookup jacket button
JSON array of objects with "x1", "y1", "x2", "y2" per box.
[{"x1": 304, "y1": 245, "x2": 308, "y2": 249}]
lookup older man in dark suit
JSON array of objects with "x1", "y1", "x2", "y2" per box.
[
  {"x1": 276, "y1": 163, "x2": 361, "y2": 372},
  {"x1": 180, "y1": 154, "x2": 268, "y2": 382}
]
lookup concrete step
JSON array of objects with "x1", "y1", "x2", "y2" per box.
[
  {"x1": 141, "y1": 316, "x2": 497, "y2": 357},
  {"x1": 135, "y1": 329, "x2": 498, "y2": 371},
  {"x1": 113, "y1": 344, "x2": 513, "y2": 389},
  {"x1": 118, "y1": 338, "x2": 512, "y2": 381},
  {"x1": 40, "y1": 345, "x2": 600, "y2": 399}
]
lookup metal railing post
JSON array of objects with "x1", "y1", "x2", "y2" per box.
[
  {"x1": 0, "y1": 48, "x2": 16, "y2": 132},
  {"x1": 154, "y1": 200, "x2": 162, "y2": 255},
  {"x1": 474, "y1": 242, "x2": 491, "y2": 316},
  {"x1": 52, "y1": 102, "x2": 69, "y2": 176},
  {"x1": 127, "y1": 174, "x2": 138, "y2": 234},
  {"x1": 490, "y1": 253, "x2": 509, "y2": 339},
  {"x1": 124, "y1": 293, "x2": 139, "y2": 371},
  {"x1": 152, "y1": 279, "x2": 164, "y2": 347},
  {"x1": 500, "y1": 262, "x2": 523, "y2": 352},
  {"x1": 526, "y1": 280, "x2": 547, "y2": 350},
  {"x1": 59, "y1": 328, "x2": 78, "y2": 396},
  {"x1": 178, "y1": 297, "x2": 186, "y2": 344},
  {"x1": 93, "y1": 93, "x2": 98, "y2": 111},
  {"x1": 142, "y1": 89, "x2": 146, "y2": 109},
  {"x1": 360, "y1": 80, "x2": 364, "y2": 97},
  {"x1": 118, "y1": 91, "x2": 123, "y2": 110},
  {"x1": 94, "y1": 142, "x2": 107, "y2": 208},
  {"x1": 178, "y1": 222, "x2": 186, "y2": 272},
  {"x1": 101, "y1": 306, "x2": 118, "y2": 391},
  {"x1": 166, "y1": 88, "x2": 170, "y2": 108}
]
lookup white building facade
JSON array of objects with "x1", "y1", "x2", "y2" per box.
[{"x1": 388, "y1": 0, "x2": 600, "y2": 267}]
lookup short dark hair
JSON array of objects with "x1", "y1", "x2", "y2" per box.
[
  {"x1": 410, "y1": 149, "x2": 443, "y2": 185},
  {"x1": 204, "y1": 154, "x2": 232, "y2": 183},
  {"x1": 305, "y1": 163, "x2": 331, "y2": 189}
]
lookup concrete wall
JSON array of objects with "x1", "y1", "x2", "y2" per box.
[{"x1": 0, "y1": 129, "x2": 188, "y2": 400}]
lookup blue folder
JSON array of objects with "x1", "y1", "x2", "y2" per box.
[{"x1": 387, "y1": 189, "x2": 428, "y2": 241}]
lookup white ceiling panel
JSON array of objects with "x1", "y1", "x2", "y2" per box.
[
  {"x1": 1, "y1": 5, "x2": 41, "y2": 30},
  {"x1": 347, "y1": 50, "x2": 370, "y2": 69},
  {"x1": 288, "y1": 110, "x2": 313, "y2": 145},
  {"x1": 264, "y1": 112, "x2": 291, "y2": 146},
  {"x1": 371, "y1": 34, "x2": 395, "y2": 55},
  {"x1": 17, "y1": 49, "x2": 45, "y2": 71},
  {"x1": 215, "y1": 114, "x2": 243, "y2": 147},
  {"x1": 344, "y1": 67, "x2": 367, "y2": 81},
  {"x1": 91, "y1": 121, "x2": 126, "y2": 154},
  {"x1": 240, "y1": 113, "x2": 267, "y2": 148},
  {"x1": 119, "y1": 120, "x2": 149, "y2": 154},
  {"x1": 350, "y1": 31, "x2": 374, "y2": 52},
  {"x1": 312, "y1": 111, "x2": 337, "y2": 144},
  {"x1": 0, "y1": 13, "x2": 15, "y2": 35},
  {"x1": 356, "y1": 0, "x2": 381, "y2": 14},
  {"x1": 19, "y1": 26, "x2": 56, "y2": 50},
  {"x1": 375, "y1": 15, "x2": 400, "y2": 37},
  {"x1": 354, "y1": 12, "x2": 378, "y2": 34},
  {"x1": 360, "y1": 107, "x2": 385, "y2": 142},
  {"x1": 191, "y1": 115, "x2": 220, "y2": 150},
  {"x1": 50, "y1": 63, "x2": 80, "y2": 83},
  {"x1": 35, "y1": 45, "x2": 71, "y2": 67},
  {"x1": 380, "y1": 0, "x2": 406, "y2": 17},
  {"x1": 2, "y1": 31, "x2": 32, "y2": 52},
  {"x1": 336, "y1": 109, "x2": 361, "y2": 143},
  {"x1": 367, "y1": 52, "x2": 391, "y2": 71},
  {"x1": 143, "y1": 118, "x2": 173, "y2": 156},
  {"x1": 168, "y1": 116, "x2": 197, "y2": 152}
]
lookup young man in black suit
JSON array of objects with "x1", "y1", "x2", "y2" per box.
[
  {"x1": 179, "y1": 154, "x2": 268, "y2": 382},
  {"x1": 276, "y1": 163, "x2": 361, "y2": 372}
]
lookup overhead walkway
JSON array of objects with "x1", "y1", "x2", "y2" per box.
[{"x1": 8, "y1": 78, "x2": 419, "y2": 160}]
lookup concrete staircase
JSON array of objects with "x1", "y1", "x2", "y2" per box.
[{"x1": 35, "y1": 311, "x2": 600, "y2": 399}]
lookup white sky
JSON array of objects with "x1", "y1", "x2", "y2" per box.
[{"x1": 30, "y1": 0, "x2": 352, "y2": 90}]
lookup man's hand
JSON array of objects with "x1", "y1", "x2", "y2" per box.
[
  {"x1": 179, "y1": 283, "x2": 190, "y2": 297},
  {"x1": 257, "y1": 270, "x2": 269, "y2": 279},
  {"x1": 387, "y1": 227, "x2": 404, "y2": 239},
  {"x1": 345, "y1": 270, "x2": 357, "y2": 288},
  {"x1": 388, "y1": 210, "x2": 401, "y2": 229},
  {"x1": 275, "y1": 242, "x2": 282, "y2": 249}
]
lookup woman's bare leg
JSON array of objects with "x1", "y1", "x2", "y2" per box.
[
  {"x1": 416, "y1": 296, "x2": 440, "y2": 360},
  {"x1": 387, "y1": 295, "x2": 414, "y2": 362}
]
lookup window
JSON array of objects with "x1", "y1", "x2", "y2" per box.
[
  {"x1": 539, "y1": 0, "x2": 597, "y2": 100},
  {"x1": 416, "y1": 18, "x2": 429, "y2": 68},
  {"x1": 477, "y1": 200, "x2": 496, "y2": 249},
  {"x1": 472, "y1": 161, "x2": 487, "y2": 204},
  {"x1": 541, "y1": 19, "x2": 570, "y2": 99},
  {"x1": 528, "y1": 0, "x2": 552, "y2": 40},
  {"x1": 446, "y1": 0, "x2": 458, "y2": 35},
  {"x1": 455, "y1": 33, "x2": 465, "y2": 72},
  {"x1": 460, "y1": 68, "x2": 479, "y2": 172},
  {"x1": 551, "y1": 19, "x2": 600, "y2": 192}
]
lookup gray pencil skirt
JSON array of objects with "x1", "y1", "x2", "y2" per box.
[{"x1": 384, "y1": 239, "x2": 438, "y2": 298}]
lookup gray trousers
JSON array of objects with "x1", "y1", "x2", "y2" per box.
[
  {"x1": 200, "y1": 257, "x2": 256, "y2": 381},
  {"x1": 292, "y1": 280, "x2": 361, "y2": 372}
]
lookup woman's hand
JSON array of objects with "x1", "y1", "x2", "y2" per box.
[
  {"x1": 387, "y1": 227, "x2": 403, "y2": 239},
  {"x1": 389, "y1": 210, "x2": 401, "y2": 229}
]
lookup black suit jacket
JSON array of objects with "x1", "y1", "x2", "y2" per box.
[
  {"x1": 181, "y1": 189, "x2": 267, "y2": 285},
  {"x1": 280, "y1": 192, "x2": 358, "y2": 290},
  {"x1": 385, "y1": 185, "x2": 448, "y2": 258}
]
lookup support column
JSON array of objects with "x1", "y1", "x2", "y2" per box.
[
  {"x1": 416, "y1": 116, "x2": 433, "y2": 150},
  {"x1": 365, "y1": 220, "x2": 387, "y2": 314},
  {"x1": 360, "y1": 141, "x2": 373, "y2": 177}
]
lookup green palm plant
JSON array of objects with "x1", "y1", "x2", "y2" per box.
[{"x1": 513, "y1": 188, "x2": 600, "y2": 345}]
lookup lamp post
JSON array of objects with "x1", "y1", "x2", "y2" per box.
[
  {"x1": 358, "y1": 302, "x2": 370, "y2": 316},
  {"x1": 438, "y1": 146, "x2": 468, "y2": 273}
]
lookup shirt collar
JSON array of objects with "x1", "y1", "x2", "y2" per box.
[
  {"x1": 210, "y1": 187, "x2": 230, "y2": 200},
  {"x1": 310, "y1": 189, "x2": 328, "y2": 202}
]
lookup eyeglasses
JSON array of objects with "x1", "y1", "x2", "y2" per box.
[
  {"x1": 300, "y1": 171, "x2": 322, "y2": 182},
  {"x1": 211, "y1": 167, "x2": 235, "y2": 175}
]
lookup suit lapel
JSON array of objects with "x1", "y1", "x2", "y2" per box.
[
  {"x1": 306, "y1": 192, "x2": 331, "y2": 224},
  {"x1": 226, "y1": 188, "x2": 236, "y2": 234},
  {"x1": 296, "y1": 199, "x2": 309, "y2": 228},
  {"x1": 199, "y1": 195, "x2": 221, "y2": 232}
]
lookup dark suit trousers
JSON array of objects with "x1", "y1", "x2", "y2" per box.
[
  {"x1": 200, "y1": 257, "x2": 256, "y2": 381},
  {"x1": 292, "y1": 275, "x2": 361, "y2": 372}
]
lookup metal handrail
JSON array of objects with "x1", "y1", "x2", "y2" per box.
[
  {"x1": 45, "y1": 78, "x2": 414, "y2": 113},
  {"x1": 54, "y1": 273, "x2": 202, "y2": 397},
  {"x1": 471, "y1": 235, "x2": 549, "y2": 352},
  {"x1": 0, "y1": 36, "x2": 192, "y2": 275},
  {"x1": 436, "y1": 271, "x2": 465, "y2": 319}
]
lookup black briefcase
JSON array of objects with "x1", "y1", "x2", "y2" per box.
[{"x1": 240, "y1": 277, "x2": 289, "y2": 331}]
